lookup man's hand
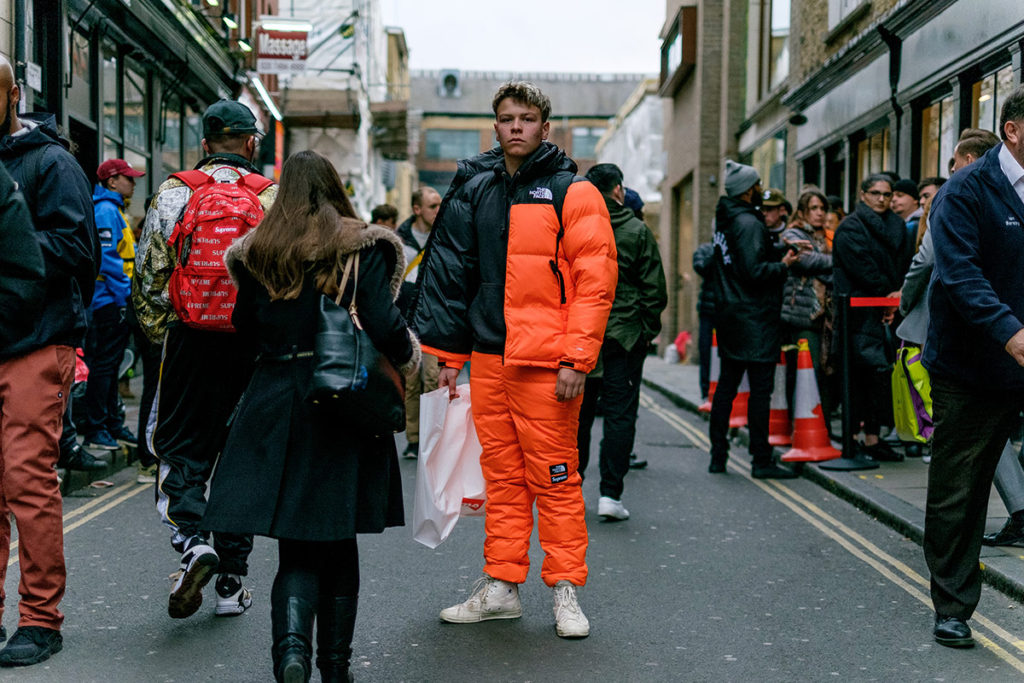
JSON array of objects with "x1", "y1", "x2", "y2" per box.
[
  {"x1": 438, "y1": 366, "x2": 460, "y2": 400},
  {"x1": 1006, "y1": 328, "x2": 1024, "y2": 367},
  {"x1": 881, "y1": 290, "x2": 901, "y2": 324},
  {"x1": 781, "y1": 249, "x2": 800, "y2": 268},
  {"x1": 555, "y1": 368, "x2": 586, "y2": 402}
]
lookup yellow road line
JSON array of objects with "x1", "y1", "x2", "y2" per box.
[
  {"x1": 8, "y1": 483, "x2": 150, "y2": 568},
  {"x1": 640, "y1": 390, "x2": 1024, "y2": 669}
]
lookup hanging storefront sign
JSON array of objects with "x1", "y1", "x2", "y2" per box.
[{"x1": 256, "y1": 27, "x2": 309, "y2": 75}]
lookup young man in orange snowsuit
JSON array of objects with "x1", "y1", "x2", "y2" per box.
[{"x1": 412, "y1": 82, "x2": 617, "y2": 639}]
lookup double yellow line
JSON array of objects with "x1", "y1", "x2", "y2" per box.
[
  {"x1": 7, "y1": 481, "x2": 150, "y2": 568},
  {"x1": 639, "y1": 390, "x2": 1024, "y2": 671}
]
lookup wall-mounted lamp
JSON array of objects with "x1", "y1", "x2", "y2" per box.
[
  {"x1": 222, "y1": 12, "x2": 238, "y2": 30},
  {"x1": 237, "y1": 38, "x2": 253, "y2": 53}
]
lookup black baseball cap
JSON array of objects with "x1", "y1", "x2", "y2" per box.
[{"x1": 202, "y1": 100, "x2": 261, "y2": 137}]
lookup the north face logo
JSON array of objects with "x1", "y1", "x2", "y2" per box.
[{"x1": 530, "y1": 187, "x2": 554, "y2": 201}]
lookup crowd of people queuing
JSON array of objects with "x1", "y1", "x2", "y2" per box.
[{"x1": 696, "y1": 85, "x2": 1024, "y2": 649}]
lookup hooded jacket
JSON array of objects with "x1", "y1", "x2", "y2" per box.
[
  {"x1": 0, "y1": 162, "x2": 45, "y2": 352},
  {"x1": 692, "y1": 242, "x2": 717, "y2": 318},
  {"x1": 925, "y1": 144, "x2": 1024, "y2": 390},
  {"x1": 603, "y1": 196, "x2": 666, "y2": 351},
  {"x1": 710, "y1": 195, "x2": 789, "y2": 363},
  {"x1": 92, "y1": 185, "x2": 133, "y2": 309},
  {"x1": 411, "y1": 142, "x2": 617, "y2": 373},
  {"x1": 0, "y1": 113, "x2": 99, "y2": 359},
  {"x1": 832, "y1": 201, "x2": 913, "y2": 369}
]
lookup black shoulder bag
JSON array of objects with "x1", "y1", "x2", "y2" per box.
[{"x1": 307, "y1": 253, "x2": 406, "y2": 434}]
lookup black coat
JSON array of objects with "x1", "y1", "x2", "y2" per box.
[
  {"x1": 202, "y1": 221, "x2": 417, "y2": 542},
  {"x1": 692, "y1": 242, "x2": 716, "y2": 318},
  {"x1": 0, "y1": 162, "x2": 44, "y2": 352},
  {"x1": 710, "y1": 196, "x2": 789, "y2": 363},
  {"x1": 0, "y1": 113, "x2": 99, "y2": 359},
  {"x1": 832, "y1": 202, "x2": 913, "y2": 369}
]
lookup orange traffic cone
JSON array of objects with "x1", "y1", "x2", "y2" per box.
[
  {"x1": 729, "y1": 371, "x2": 749, "y2": 428},
  {"x1": 699, "y1": 331, "x2": 718, "y2": 413},
  {"x1": 781, "y1": 338, "x2": 840, "y2": 462},
  {"x1": 768, "y1": 351, "x2": 792, "y2": 446}
]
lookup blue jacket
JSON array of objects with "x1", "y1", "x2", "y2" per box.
[
  {"x1": 925, "y1": 144, "x2": 1024, "y2": 391},
  {"x1": 92, "y1": 185, "x2": 131, "y2": 309}
]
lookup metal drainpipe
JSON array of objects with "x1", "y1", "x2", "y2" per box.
[
  {"x1": 14, "y1": 0, "x2": 27, "y2": 87},
  {"x1": 878, "y1": 25, "x2": 903, "y2": 175}
]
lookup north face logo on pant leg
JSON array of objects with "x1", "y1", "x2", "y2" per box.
[{"x1": 549, "y1": 463, "x2": 568, "y2": 483}]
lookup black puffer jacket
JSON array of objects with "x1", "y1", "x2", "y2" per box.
[
  {"x1": 693, "y1": 242, "x2": 716, "y2": 318},
  {"x1": 0, "y1": 113, "x2": 99, "y2": 359},
  {"x1": 0, "y1": 162, "x2": 45, "y2": 352},
  {"x1": 710, "y1": 196, "x2": 789, "y2": 363},
  {"x1": 832, "y1": 202, "x2": 913, "y2": 369}
]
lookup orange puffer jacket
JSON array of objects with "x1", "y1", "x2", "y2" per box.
[{"x1": 412, "y1": 143, "x2": 617, "y2": 374}]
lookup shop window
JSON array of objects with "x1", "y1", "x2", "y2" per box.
[
  {"x1": 971, "y1": 65, "x2": 1016, "y2": 134},
  {"x1": 124, "y1": 65, "x2": 147, "y2": 150},
  {"x1": 752, "y1": 130, "x2": 787, "y2": 191},
  {"x1": 424, "y1": 129, "x2": 479, "y2": 160},
  {"x1": 184, "y1": 106, "x2": 203, "y2": 171},
  {"x1": 68, "y1": 30, "x2": 93, "y2": 121},
  {"x1": 123, "y1": 148, "x2": 148, "y2": 204},
  {"x1": 102, "y1": 41, "x2": 120, "y2": 140},
  {"x1": 571, "y1": 127, "x2": 603, "y2": 160},
  {"x1": 856, "y1": 127, "x2": 890, "y2": 187},
  {"x1": 920, "y1": 95, "x2": 956, "y2": 179},
  {"x1": 162, "y1": 95, "x2": 182, "y2": 181}
]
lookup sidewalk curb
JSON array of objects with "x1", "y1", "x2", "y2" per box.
[{"x1": 642, "y1": 376, "x2": 1024, "y2": 604}]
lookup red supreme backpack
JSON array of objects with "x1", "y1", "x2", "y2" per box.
[{"x1": 167, "y1": 167, "x2": 273, "y2": 332}]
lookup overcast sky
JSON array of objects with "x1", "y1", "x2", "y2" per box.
[{"x1": 381, "y1": 0, "x2": 665, "y2": 74}]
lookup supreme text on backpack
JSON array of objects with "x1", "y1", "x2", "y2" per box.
[{"x1": 167, "y1": 167, "x2": 273, "y2": 332}]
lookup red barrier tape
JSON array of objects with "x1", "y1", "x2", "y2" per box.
[{"x1": 849, "y1": 296, "x2": 900, "y2": 307}]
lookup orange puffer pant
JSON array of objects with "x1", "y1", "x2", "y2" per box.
[{"x1": 470, "y1": 352, "x2": 588, "y2": 587}]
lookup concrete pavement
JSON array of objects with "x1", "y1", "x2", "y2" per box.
[{"x1": 642, "y1": 356, "x2": 1024, "y2": 603}]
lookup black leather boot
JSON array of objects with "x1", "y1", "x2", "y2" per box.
[
  {"x1": 316, "y1": 596, "x2": 358, "y2": 683},
  {"x1": 272, "y1": 596, "x2": 314, "y2": 683}
]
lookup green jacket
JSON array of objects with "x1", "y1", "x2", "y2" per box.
[{"x1": 603, "y1": 197, "x2": 667, "y2": 352}]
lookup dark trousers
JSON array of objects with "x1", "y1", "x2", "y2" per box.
[
  {"x1": 698, "y1": 313, "x2": 715, "y2": 399},
  {"x1": 153, "y1": 325, "x2": 255, "y2": 574},
  {"x1": 850, "y1": 366, "x2": 890, "y2": 436},
  {"x1": 81, "y1": 304, "x2": 130, "y2": 435},
  {"x1": 924, "y1": 375, "x2": 1023, "y2": 619},
  {"x1": 709, "y1": 357, "x2": 775, "y2": 464},
  {"x1": 135, "y1": 333, "x2": 162, "y2": 467},
  {"x1": 576, "y1": 340, "x2": 647, "y2": 500}
]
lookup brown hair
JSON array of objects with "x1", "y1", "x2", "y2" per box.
[
  {"x1": 491, "y1": 81, "x2": 552, "y2": 122},
  {"x1": 244, "y1": 150, "x2": 361, "y2": 300}
]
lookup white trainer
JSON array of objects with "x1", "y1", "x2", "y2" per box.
[
  {"x1": 598, "y1": 496, "x2": 630, "y2": 521},
  {"x1": 553, "y1": 580, "x2": 590, "y2": 638},
  {"x1": 439, "y1": 576, "x2": 522, "y2": 623}
]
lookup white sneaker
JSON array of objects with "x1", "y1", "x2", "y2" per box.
[
  {"x1": 168, "y1": 541, "x2": 219, "y2": 619},
  {"x1": 214, "y1": 573, "x2": 253, "y2": 616},
  {"x1": 439, "y1": 576, "x2": 522, "y2": 623},
  {"x1": 553, "y1": 580, "x2": 590, "y2": 638},
  {"x1": 598, "y1": 496, "x2": 630, "y2": 521}
]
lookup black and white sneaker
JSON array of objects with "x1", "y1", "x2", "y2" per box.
[
  {"x1": 168, "y1": 541, "x2": 219, "y2": 619},
  {"x1": 214, "y1": 573, "x2": 253, "y2": 617}
]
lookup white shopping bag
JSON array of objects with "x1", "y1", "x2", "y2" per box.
[{"x1": 412, "y1": 385, "x2": 486, "y2": 548}]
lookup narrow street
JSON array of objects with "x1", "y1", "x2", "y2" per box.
[{"x1": 4, "y1": 389, "x2": 1023, "y2": 682}]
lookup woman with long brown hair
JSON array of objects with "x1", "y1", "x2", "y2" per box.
[{"x1": 203, "y1": 150, "x2": 419, "y2": 682}]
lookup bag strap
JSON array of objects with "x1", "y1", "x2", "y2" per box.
[
  {"x1": 333, "y1": 253, "x2": 364, "y2": 329},
  {"x1": 403, "y1": 250, "x2": 423, "y2": 279}
]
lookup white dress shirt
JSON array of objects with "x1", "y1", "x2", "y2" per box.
[{"x1": 997, "y1": 143, "x2": 1024, "y2": 209}]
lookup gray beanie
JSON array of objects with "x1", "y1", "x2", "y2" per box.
[{"x1": 724, "y1": 160, "x2": 760, "y2": 197}]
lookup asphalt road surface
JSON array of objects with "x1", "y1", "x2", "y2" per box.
[{"x1": 2, "y1": 389, "x2": 1024, "y2": 682}]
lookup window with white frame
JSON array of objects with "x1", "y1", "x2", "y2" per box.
[{"x1": 828, "y1": 0, "x2": 867, "y2": 31}]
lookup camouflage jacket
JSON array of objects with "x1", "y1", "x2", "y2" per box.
[{"x1": 133, "y1": 155, "x2": 277, "y2": 343}]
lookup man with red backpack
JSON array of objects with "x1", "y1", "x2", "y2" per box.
[{"x1": 134, "y1": 100, "x2": 276, "y2": 621}]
